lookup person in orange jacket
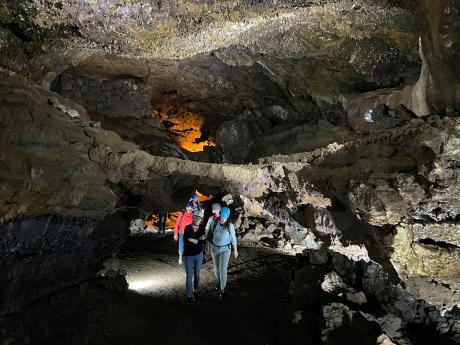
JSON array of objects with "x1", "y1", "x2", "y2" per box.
[{"x1": 174, "y1": 201, "x2": 194, "y2": 265}]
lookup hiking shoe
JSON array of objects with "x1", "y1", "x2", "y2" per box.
[
  {"x1": 187, "y1": 297, "x2": 195, "y2": 304},
  {"x1": 178, "y1": 256, "x2": 183, "y2": 266}
]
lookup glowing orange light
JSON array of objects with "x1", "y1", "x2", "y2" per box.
[
  {"x1": 143, "y1": 191, "x2": 212, "y2": 230},
  {"x1": 152, "y1": 103, "x2": 216, "y2": 152},
  {"x1": 144, "y1": 212, "x2": 180, "y2": 230}
]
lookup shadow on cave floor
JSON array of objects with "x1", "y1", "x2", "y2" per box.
[{"x1": 3, "y1": 236, "x2": 296, "y2": 345}]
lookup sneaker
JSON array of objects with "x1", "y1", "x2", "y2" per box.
[
  {"x1": 193, "y1": 291, "x2": 199, "y2": 301},
  {"x1": 187, "y1": 297, "x2": 195, "y2": 304},
  {"x1": 178, "y1": 256, "x2": 183, "y2": 266},
  {"x1": 215, "y1": 281, "x2": 220, "y2": 290}
]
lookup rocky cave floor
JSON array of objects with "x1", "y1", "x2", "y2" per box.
[
  {"x1": 1, "y1": 233, "x2": 457, "y2": 345},
  {"x1": 0, "y1": 234, "x2": 294, "y2": 345}
]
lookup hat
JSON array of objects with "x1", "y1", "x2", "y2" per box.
[{"x1": 220, "y1": 207, "x2": 230, "y2": 219}]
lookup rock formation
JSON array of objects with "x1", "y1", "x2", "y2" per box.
[{"x1": 0, "y1": 0, "x2": 459, "y2": 343}]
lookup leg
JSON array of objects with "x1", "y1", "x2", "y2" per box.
[
  {"x1": 211, "y1": 248, "x2": 221, "y2": 282},
  {"x1": 193, "y1": 252, "x2": 203, "y2": 291},
  {"x1": 183, "y1": 256, "x2": 194, "y2": 298},
  {"x1": 178, "y1": 234, "x2": 184, "y2": 265},
  {"x1": 219, "y1": 249, "x2": 231, "y2": 291},
  {"x1": 178, "y1": 233, "x2": 184, "y2": 255}
]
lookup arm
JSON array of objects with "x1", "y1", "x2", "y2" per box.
[
  {"x1": 198, "y1": 227, "x2": 207, "y2": 242},
  {"x1": 174, "y1": 212, "x2": 182, "y2": 240},
  {"x1": 229, "y1": 223, "x2": 238, "y2": 258},
  {"x1": 184, "y1": 226, "x2": 197, "y2": 244},
  {"x1": 205, "y1": 217, "x2": 212, "y2": 234}
]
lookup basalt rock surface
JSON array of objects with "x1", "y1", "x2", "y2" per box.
[
  {"x1": 1, "y1": 1, "x2": 460, "y2": 342},
  {"x1": 0, "y1": 214, "x2": 128, "y2": 315}
]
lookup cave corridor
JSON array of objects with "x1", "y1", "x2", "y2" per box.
[{"x1": 1, "y1": 1, "x2": 460, "y2": 344}]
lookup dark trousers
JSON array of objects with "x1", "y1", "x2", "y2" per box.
[
  {"x1": 183, "y1": 252, "x2": 203, "y2": 298},
  {"x1": 158, "y1": 211, "x2": 168, "y2": 234}
]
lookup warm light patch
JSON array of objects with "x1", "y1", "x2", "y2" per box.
[
  {"x1": 152, "y1": 103, "x2": 216, "y2": 152},
  {"x1": 144, "y1": 191, "x2": 212, "y2": 229},
  {"x1": 144, "y1": 211, "x2": 179, "y2": 230}
]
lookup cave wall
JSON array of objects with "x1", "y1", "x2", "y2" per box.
[
  {"x1": 0, "y1": 214, "x2": 128, "y2": 315},
  {"x1": 420, "y1": 0, "x2": 460, "y2": 114},
  {"x1": 56, "y1": 73, "x2": 150, "y2": 119}
]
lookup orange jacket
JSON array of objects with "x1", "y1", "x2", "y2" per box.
[{"x1": 174, "y1": 211, "x2": 193, "y2": 236}]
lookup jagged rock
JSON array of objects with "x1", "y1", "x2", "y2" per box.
[
  {"x1": 378, "y1": 314, "x2": 406, "y2": 341},
  {"x1": 129, "y1": 219, "x2": 149, "y2": 236},
  {"x1": 341, "y1": 86, "x2": 416, "y2": 133},
  {"x1": 321, "y1": 272, "x2": 348, "y2": 294},
  {"x1": 96, "y1": 269, "x2": 129, "y2": 292},
  {"x1": 308, "y1": 244, "x2": 329, "y2": 265},
  {"x1": 217, "y1": 119, "x2": 267, "y2": 163},
  {"x1": 390, "y1": 223, "x2": 460, "y2": 309},
  {"x1": 0, "y1": 78, "x2": 125, "y2": 222},
  {"x1": 345, "y1": 291, "x2": 368, "y2": 305},
  {"x1": 376, "y1": 334, "x2": 397, "y2": 345},
  {"x1": 321, "y1": 303, "x2": 382, "y2": 345},
  {"x1": 313, "y1": 207, "x2": 342, "y2": 239}
]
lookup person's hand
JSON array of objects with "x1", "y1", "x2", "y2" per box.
[
  {"x1": 233, "y1": 249, "x2": 239, "y2": 259},
  {"x1": 199, "y1": 235, "x2": 206, "y2": 240},
  {"x1": 174, "y1": 234, "x2": 178, "y2": 241},
  {"x1": 188, "y1": 238, "x2": 198, "y2": 244}
]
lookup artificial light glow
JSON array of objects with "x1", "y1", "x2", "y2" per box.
[
  {"x1": 128, "y1": 279, "x2": 155, "y2": 290},
  {"x1": 152, "y1": 103, "x2": 216, "y2": 152},
  {"x1": 145, "y1": 211, "x2": 180, "y2": 230},
  {"x1": 126, "y1": 269, "x2": 184, "y2": 294}
]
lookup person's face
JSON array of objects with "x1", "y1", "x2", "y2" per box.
[
  {"x1": 186, "y1": 207, "x2": 193, "y2": 214},
  {"x1": 193, "y1": 216, "x2": 202, "y2": 226},
  {"x1": 219, "y1": 217, "x2": 227, "y2": 224},
  {"x1": 213, "y1": 208, "x2": 221, "y2": 216}
]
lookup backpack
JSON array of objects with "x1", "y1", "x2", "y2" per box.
[{"x1": 207, "y1": 220, "x2": 232, "y2": 248}]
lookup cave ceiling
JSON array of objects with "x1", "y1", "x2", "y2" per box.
[{"x1": 1, "y1": 0, "x2": 421, "y2": 109}]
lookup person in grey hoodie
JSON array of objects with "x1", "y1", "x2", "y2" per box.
[{"x1": 207, "y1": 206, "x2": 238, "y2": 300}]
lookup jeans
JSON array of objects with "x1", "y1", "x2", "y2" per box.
[
  {"x1": 183, "y1": 252, "x2": 203, "y2": 297},
  {"x1": 210, "y1": 247, "x2": 231, "y2": 291},
  {"x1": 178, "y1": 233, "x2": 184, "y2": 256}
]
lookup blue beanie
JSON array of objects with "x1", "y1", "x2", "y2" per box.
[{"x1": 220, "y1": 207, "x2": 230, "y2": 219}]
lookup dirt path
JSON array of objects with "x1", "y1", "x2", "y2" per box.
[{"x1": 3, "y1": 235, "x2": 296, "y2": 345}]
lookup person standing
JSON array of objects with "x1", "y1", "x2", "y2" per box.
[
  {"x1": 183, "y1": 209, "x2": 206, "y2": 303},
  {"x1": 174, "y1": 202, "x2": 194, "y2": 265},
  {"x1": 204, "y1": 203, "x2": 221, "y2": 262},
  {"x1": 158, "y1": 210, "x2": 168, "y2": 235},
  {"x1": 205, "y1": 203, "x2": 221, "y2": 234},
  {"x1": 208, "y1": 207, "x2": 238, "y2": 300}
]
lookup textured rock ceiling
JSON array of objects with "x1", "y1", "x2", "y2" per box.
[{"x1": 1, "y1": 0, "x2": 421, "y2": 100}]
